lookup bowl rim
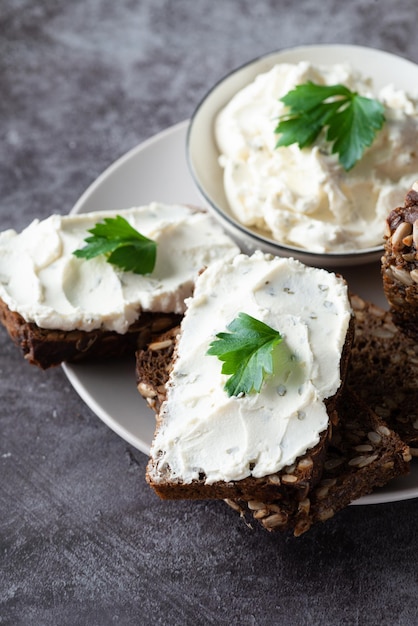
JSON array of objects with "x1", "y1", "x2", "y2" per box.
[{"x1": 185, "y1": 43, "x2": 418, "y2": 262}]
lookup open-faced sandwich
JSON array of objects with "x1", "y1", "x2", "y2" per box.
[
  {"x1": 0, "y1": 203, "x2": 239, "y2": 368},
  {"x1": 136, "y1": 253, "x2": 412, "y2": 535}
]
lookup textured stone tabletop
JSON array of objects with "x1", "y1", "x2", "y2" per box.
[{"x1": 2, "y1": 1, "x2": 418, "y2": 625}]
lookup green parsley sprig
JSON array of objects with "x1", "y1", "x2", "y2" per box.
[
  {"x1": 207, "y1": 312, "x2": 283, "y2": 397},
  {"x1": 274, "y1": 81, "x2": 385, "y2": 171},
  {"x1": 73, "y1": 215, "x2": 157, "y2": 275}
]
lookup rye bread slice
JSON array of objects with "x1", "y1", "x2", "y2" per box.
[
  {"x1": 381, "y1": 185, "x2": 418, "y2": 341},
  {"x1": 228, "y1": 389, "x2": 411, "y2": 536},
  {"x1": 0, "y1": 297, "x2": 181, "y2": 369},
  {"x1": 348, "y1": 293, "x2": 418, "y2": 451},
  {"x1": 136, "y1": 295, "x2": 413, "y2": 535},
  {"x1": 0, "y1": 204, "x2": 239, "y2": 369},
  {"x1": 137, "y1": 309, "x2": 354, "y2": 504}
]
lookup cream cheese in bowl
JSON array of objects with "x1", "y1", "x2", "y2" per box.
[
  {"x1": 187, "y1": 45, "x2": 418, "y2": 266},
  {"x1": 215, "y1": 61, "x2": 418, "y2": 254}
]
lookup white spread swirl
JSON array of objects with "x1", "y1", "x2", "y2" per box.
[
  {"x1": 215, "y1": 61, "x2": 418, "y2": 253},
  {"x1": 149, "y1": 252, "x2": 351, "y2": 483},
  {"x1": 0, "y1": 203, "x2": 239, "y2": 333}
]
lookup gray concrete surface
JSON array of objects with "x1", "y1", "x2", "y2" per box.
[{"x1": 1, "y1": 1, "x2": 418, "y2": 624}]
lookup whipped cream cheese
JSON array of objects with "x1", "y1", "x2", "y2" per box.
[
  {"x1": 149, "y1": 252, "x2": 351, "y2": 484},
  {"x1": 215, "y1": 61, "x2": 418, "y2": 252},
  {"x1": 0, "y1": 204, "x2": 239, "y2": 333}
]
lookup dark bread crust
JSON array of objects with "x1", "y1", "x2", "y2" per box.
[
  {"x1": 348, "y1": 294, "x2": 418, "y2": 449},
  {"x1": 0, "y1": 297, "x2": 181, "y2": 369},
  {"x1": 146, "y1": 427, "x2": 331, "y2": 502},
  {"x1": 382, "y1": 187, "x2": 418, "y2": 341},
  {"x1": 137, "y1": 312, "x2": 355, "y2": 503},
  {"x1": 231, "y1": 389, "x2": 411, "y2": 535},
  {"x1": 136, "y1": 326, "x2": 180, "y2": 413}
]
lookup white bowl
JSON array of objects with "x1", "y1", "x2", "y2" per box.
[{"x1": 186, "y1": 44, "x2": 418, "y2": 268}]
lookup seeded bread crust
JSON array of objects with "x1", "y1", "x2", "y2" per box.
[
  {"x1": 348, "y1": 293, "x2": 418, "y2": 451},
  {"x1": 381, "y1": 186, "x2": 418, "y2": 341},
  {"x1": 228, "y1": 389, "x2": 411, "y2": 536},
  {"x1": 137, "y1": 313, "x2": 354, "y2": 504},
  {"x1": 0, "y1": 297, "x2": 181, "y2": 369}
]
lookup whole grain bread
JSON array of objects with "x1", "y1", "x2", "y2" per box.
[
  {"x1": 137, "y1": 310, "x2": 354, "y2": 504},
  {"x1": 348, "y1": 293, "x2": 418, "y2": 452},
  {"x1": 0, "y1": 204, "x2": 239, "y2": 369},
  {"x1": 136, "y1": 294, "x2": 413, "y2": 534},
  {"x1": 381, "y1": 184, "x2": 418, "y2": 341},
  {"x1": 227, "y1": 389, "x2": 410, "y2": 536},
  {"x1": 0, "y1": 299, "x2": 181, "y2": 369}
]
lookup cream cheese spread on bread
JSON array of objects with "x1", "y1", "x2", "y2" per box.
[
  {"x1": 149, "y1": 252, "x2": 351, "y2": 483},
  {"x1": 216, "y1": 61, "x2": 418, "y2": 252},
  {"x1": 0, "y1": 204, "x2": 239, "y2": 333}
]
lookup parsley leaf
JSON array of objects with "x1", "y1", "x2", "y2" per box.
[
  {"x1": 73, "y1": 215, "x2": 157, "y2": 274},
  {"x1": 274, "y1": 81, "x2": 385, "y2": 171},
  {"x1": 207, "y1": 312, "x2": 283, "y2": 397}
]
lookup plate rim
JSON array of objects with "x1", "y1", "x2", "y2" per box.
[{"x1": 71, "y1": 119, "x2": 190, "y2": 216}]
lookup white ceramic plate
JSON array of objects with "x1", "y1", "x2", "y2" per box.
[
  {"x1": 63, "y1": 120, "x2": 418, "y2": 505},
  {"x1": 187, "y1": 44, "x2": 418, "y2": 267}
]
